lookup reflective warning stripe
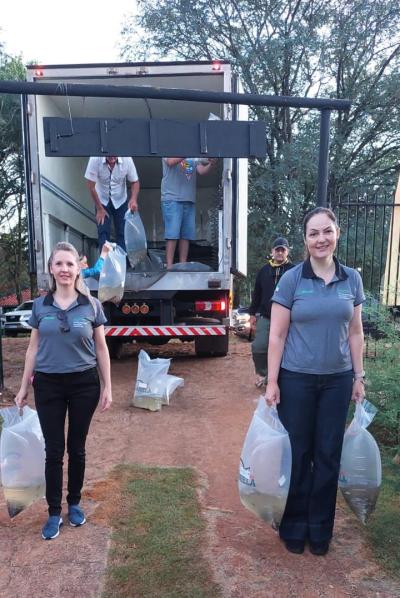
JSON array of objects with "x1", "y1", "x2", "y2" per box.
[{"x1": 105, "y1": 325, "x2": 226, "y2": 337}]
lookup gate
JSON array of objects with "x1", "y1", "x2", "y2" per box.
[{"x1": 333, "y1": 192, "x2": 400, "y2": 307}]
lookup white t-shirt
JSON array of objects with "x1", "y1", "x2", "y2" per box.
[{"x1": 85, "y1": 157, "x2": 139, "y2": 209}]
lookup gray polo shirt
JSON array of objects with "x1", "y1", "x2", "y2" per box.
[
  {"x1": 161, "y1": 158, "x2": 198, "y2": 203},
  {"x1": 272, "y1": 258, "x2": 365, "y2": 375},
  {"x1": 29, "y1": 292, "x2": 107, "y2": 374}
]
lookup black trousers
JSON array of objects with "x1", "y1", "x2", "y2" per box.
[
  {"x1": 33, "y1": 369, "x2": 100, "y2": 516},
  {"x1": 277, "y1": 368, "x2": 353, "y2": 543}
]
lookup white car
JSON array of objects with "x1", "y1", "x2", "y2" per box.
[{"x1": 3, "y1": 300, "x2": 33, "y2": 336}]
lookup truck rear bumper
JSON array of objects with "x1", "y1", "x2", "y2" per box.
[{"x1": 105, "y1": 325, "x2": 226, "y2": 337}]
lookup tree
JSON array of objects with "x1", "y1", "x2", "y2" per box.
[
  {"x1": 120, "y1": 0, "x2": 400, "y2": 274},
  {"x1": 0, "y1": 48, "x2": 29, "y2": 302}
]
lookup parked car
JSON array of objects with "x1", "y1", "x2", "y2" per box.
[
  {"x1": 232, "y1": 306, "x2": 253, "y2": 341},
  {"x1": 3, "y1": 300, "x2": 33, "y2": 336}
]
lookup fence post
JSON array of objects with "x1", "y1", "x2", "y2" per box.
[{"x1": 317, "y1": 109, "x2": 331, "y2": 207}]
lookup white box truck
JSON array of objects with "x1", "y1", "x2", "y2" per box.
[{"x1": 23, "y1": 60, "x2": 248, "y2": 357}]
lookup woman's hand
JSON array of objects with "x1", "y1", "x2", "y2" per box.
[
  {"x1": 265, "y1": 381, "x2": 280, "y2": 407},
  {"x1": 15, "y1": 387, "x2": 28, "y2": 409},
  {"x1": 100, "y1": 388, "x2": 112, "y2": 412},
  {"x1": 351, "y1": 379, "x2": 365, "y2": 403}
]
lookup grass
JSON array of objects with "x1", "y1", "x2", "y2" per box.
[
  {"x1": 366, "y1": 450, "x2": 400, "y2": 578},
  {"x1": 102, "y1": 465, "x2": 221, "y2": 598}
]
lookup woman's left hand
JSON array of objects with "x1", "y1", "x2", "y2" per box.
[
  {"x1": 100, "y1": 388, "x2": 112, "y2": 412},
  {"x1": 351, "y1": 379, "x2": 365, "y2": 403}
]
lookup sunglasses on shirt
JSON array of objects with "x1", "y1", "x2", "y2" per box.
[{"x1": 57, "y1": 310, "x2": 70, "y2": 333}]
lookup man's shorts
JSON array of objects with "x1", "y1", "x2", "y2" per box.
[{"x1": 161, "y1": 200, "x2": 196, "y2": 240}]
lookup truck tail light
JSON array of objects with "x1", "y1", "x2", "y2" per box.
[
  {"x1": 211, "y1": 60, "x2": 222, "y2": 71},
  {"x1": 34, "y1": 69, "x2": 44, "y2": 77},
  {"x1": 195, "y1": 300, "x2": 226, "y2": 312}
]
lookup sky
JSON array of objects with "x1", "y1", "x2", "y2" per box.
[{"x1": 0, "y1": 0, "x2": 137, "y2": 65}]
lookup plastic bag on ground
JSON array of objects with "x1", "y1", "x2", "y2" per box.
[
  {"x1": 124, "y1": 210, "x2": 147, "y2": 268},
  {"x1": 0, "y1": 406, "x2": 45, "y2": 518},
  {"x1": 238, "y1": 397, "x2": 292, "y2": 529},
  {"x1": 132, "y1": 350, "x2": 171, "y2": 411},
  {"x1": 153, "y1": 374, "x2": 184, "y2": 405},
  {"x1": 98, "y1": 244, "x2": 127, "y2": 304},
  {"x1": 339, "y1": 399, "x2": 381, "y2": 524}
]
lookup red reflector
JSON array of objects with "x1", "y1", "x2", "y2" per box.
[
  {"x1": 195, "y1": 300, "x2": 226, "y2": 312},
  {"x1": 35, "y1": 69, "x2": 44, "y2": 77}
]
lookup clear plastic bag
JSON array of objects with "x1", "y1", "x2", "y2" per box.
[
  {"x1": 153, "y1": 374, "x2": 184, "y2": 405},
  {"x1": 132, "y1": 350, "x2": 171, "y2": 411},
  {"x1": 98, "y1": 244, "x2": 127, "y2": 304},
  {"x1": 0, "y1": 406, "x2": 45, "y2": 518},
  {"x1": 339, "y1": 399, "x2": 382, "y2": 524},
  {"x1": 238, "y1": 397, "x2": 292, "y2": 529},
  {"x1": 124, "y1": 210, "x2": 147, "y2": 268}
]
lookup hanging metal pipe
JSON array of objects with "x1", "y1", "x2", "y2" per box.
[{"x1": 0, "y1": 79, "x2": 351, "y2": 111}]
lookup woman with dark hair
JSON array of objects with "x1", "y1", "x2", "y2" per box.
[
  {"x1": 265, "y1": 207, "x2": 365, "y2": 556},
  {"x1": 15, "y1": 242, "x2": 112, "y2": 540}
]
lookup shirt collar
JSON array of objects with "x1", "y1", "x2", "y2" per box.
[
  {"x1": 43, "y1": 291, "x2": 90, "y2": 307},
  {"x1": 101, "y1": 157, "x2": 122, "y2": 164},
  {"x1": 302, "y1": 256, "x2": 348, "y2": 281}
]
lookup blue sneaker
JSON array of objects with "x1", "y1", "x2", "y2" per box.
[
  {"x1": 42, "y1": 516, "x2": 63, "y2": 540},
  {"x1": 68, "y1": 505, "x2": 86, "y2": 527}
]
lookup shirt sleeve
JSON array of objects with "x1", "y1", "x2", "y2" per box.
[
  {"x1": 126, "y1": 158, "x2": 139, "y2": 183},
  {"x1": 271, "y1": 268, "x2": 297, "y2": 310},
  {"x1": 84, "y1": 157, "x2": 99, "y2": 182},
  {"x1": 28, "y1": 299, "x2": 39, "y2": 329},
  {"x1": 353, "y1": 270, "x2": 366, "y2": 306},
  {"x1": 93, "y1": 298, "x2": 107, "y2": 327},
  {"x1": 82, "y1": 257, "x2": 104, "y2": 280}
]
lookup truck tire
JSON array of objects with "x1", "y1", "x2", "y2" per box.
[
  {"x1": 106, "y1": 337, "x2": 123, "y2": 360},
  {"x1": 195, "y1": 333, "x2": 229, "y2": 357}
]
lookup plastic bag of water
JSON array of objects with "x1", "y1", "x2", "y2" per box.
[
  {"x1": 124, "y1": 210, "x2": 147, "y2": 268},
  {"x1": 339, "y1": 399, "x2": 381, "y2": 524},
  {"x1": 98, "y1": 244, "x2": 127, "y2": 304},
  {"x1": 0, "y1": 406, "x2": 45, "y2": 518},
  {"x1": 132, "y1": 350, "x2": 171, "y2": 411},
  {"x1": 238, "y1": 397, "x2": 292, "y2": 529}
]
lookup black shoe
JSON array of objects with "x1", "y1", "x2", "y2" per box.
[
  {"x1": 284, "y1": 539, "x2": 305, "y2": 554},
  {"x1": 309, "y1": 541, "x2": 330, "y2": 556}
]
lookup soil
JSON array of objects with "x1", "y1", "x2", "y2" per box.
[{"x1": 0, "y1": 335, "x2": 399, "y2": 598}]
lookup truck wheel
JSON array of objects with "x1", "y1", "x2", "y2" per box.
[
  {"x1": 106, "y1": 337, "x2": 123, "y2": 360},
  {"x1": 195, "y1": 333, "x2": 229, "y2": 357}
]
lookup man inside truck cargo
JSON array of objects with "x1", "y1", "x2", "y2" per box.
[
  {"x1": 161, "y1": 157, "x2": 217, "y2": 268},
  {"x1": 85, "y1": 156, "x2": 140, "y2": 251}
]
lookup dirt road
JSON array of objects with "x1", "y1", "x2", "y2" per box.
[{"x1": 0, "y1": 336, "x2": 398, "y2": 598}]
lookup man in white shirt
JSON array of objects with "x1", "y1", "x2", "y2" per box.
[{"x1": 85, "y1": 156, "x2": 140, "y2": 251}]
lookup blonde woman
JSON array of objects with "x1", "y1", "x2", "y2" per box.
[{"x1": 15, "y1": 242, "x2": 112, "y2": 540}]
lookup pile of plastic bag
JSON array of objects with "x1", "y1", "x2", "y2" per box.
[
  {"x1": 98, "y1": 244, "x2": 127, "y2": 304},
  {"x1": 124, "y1": 210, "x2": 147, "y2": 268},
  {"x1": 238, "y1": 397, "x2": 292, "y2": 529},
  {"x1": 0, "y1": 406, "x2": 45, "y2": 518},
  {"x1": 132, "y1": 349, "x2": 184, "y2": 411},
  {"x1": 339, "y1": 399, "x2": 382, "y2": 524}
]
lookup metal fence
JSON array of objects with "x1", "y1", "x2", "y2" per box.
[{"x1": 333, "y1": 192, "x2": 400, "y2": 356}]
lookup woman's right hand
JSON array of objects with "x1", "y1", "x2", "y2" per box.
[
  {"x1": 14, "y1": 388, "x2": 28, "y2": 409},
  {"x1": 265, "y1": 381, "x2": 280, "y2": 407}
]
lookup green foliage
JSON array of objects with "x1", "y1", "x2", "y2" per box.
[
  {"x1": 363, "y1": 296, "x2": 400, "y2": 450},
  {"x1": 0, "y1": 47, "x2": 28, "y2": 301},
  {"x1": 366, "y1": 452, "x2": 400, "y2": 578}
]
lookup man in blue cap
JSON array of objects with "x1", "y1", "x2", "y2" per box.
[{"x1": 248, "y1": 236, "x2": 294, "y2": 387}]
